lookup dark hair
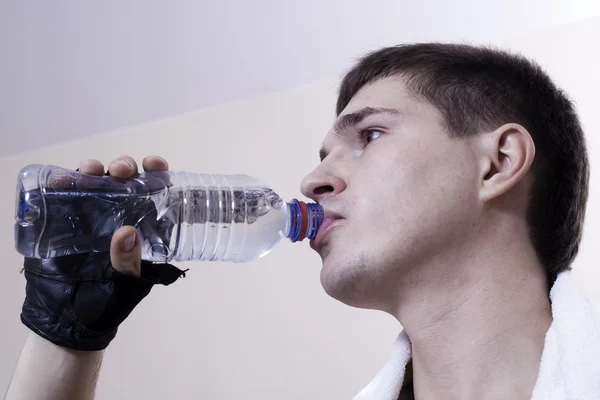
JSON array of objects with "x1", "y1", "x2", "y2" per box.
[{"x1": 337, "y1": 43, "x2": 589, "y2": 284}]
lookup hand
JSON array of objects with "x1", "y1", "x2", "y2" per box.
[
  {"x1": 78, "y1": 155, "x2": 170, "y2": 277},
  {"x1": 20, "y1": 155, "x2": 186, "y2": 352}
]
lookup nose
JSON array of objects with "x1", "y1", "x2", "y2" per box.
[{"x1": 300, "y1": 165, "x2": 347, "y2": 203}]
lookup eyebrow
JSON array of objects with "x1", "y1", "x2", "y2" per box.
[{"x1": 319, "y1": 107, "x2": 401, "y2": 161}]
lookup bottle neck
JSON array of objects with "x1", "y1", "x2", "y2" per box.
[{"x1": 285, "y1": 199, "x2": 324, "y2": 242}]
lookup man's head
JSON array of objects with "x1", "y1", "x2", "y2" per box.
[{"x1": 300, "y1": 43, "x2": 589, "y2": 310}]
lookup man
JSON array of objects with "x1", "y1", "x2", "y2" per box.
[{"x1": 5, "y1": 43, "x2": 594, "y2": 399}]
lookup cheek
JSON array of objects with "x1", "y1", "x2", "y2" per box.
[
  {"x1": 346, "y1": 148, "x2": 411, "y2": 228},
  {"x1": 347, "y1": 141, "x2": 476, "y2": 240}
]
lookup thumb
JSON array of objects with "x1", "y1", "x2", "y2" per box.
[{"x1": 110, "y1": 226, "x2": 142, "y2": 277}]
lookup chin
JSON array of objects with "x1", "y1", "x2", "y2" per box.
[{"x1": 319, "y1": 252, "x2": 382, "y2": 309}]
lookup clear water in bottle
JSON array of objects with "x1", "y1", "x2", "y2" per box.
[{"x1": 14, "y1": 165, "x2": 324, "y2": 263}]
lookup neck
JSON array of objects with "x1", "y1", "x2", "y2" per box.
[{"x1": 393, "y1": 228, "x2": 552, "y2": 400}]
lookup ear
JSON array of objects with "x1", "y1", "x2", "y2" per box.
[{"x1": 477, "y1": 123, "x2": 536, "y2": 202}]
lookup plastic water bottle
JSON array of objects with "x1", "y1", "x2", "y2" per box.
[{"x1": 14, "y1": 164, "x2": 324, "y2": 263}]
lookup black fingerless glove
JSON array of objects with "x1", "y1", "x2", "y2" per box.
[{"x1": 21, "y1": 253, "x2": 187, "y2": 351}]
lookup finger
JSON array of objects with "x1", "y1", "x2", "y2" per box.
[
  {"x1": 142, "y1": 155, "x2": 172, "y2": 188},
  {"x1": 142, "y1": 155, "x2": 169, "y2": 172},
  {"x1": 110, "y1": 226, "x2": 142, "y2": 277},
  {"x1": 78, "y1": 159, "x2": 105, "y2": 176},
  {"x1": 107, "y1": 155, "x2": 138, "y2": 179}
]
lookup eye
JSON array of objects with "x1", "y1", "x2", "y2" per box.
[{"x1": 359, "y1": 129, "x2": 385, "y2": 145}]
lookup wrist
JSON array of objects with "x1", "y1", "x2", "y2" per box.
[{"x1": 6, "y1": 333, "x2": 104, "y2": 400}]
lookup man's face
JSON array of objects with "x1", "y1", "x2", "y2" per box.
[{"x1": 300, "y1": 77, "x2": 481, "y2": 309}]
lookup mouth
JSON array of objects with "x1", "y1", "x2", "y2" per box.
[{"x1": 310, "y1": 212, "x2": 343, "y2": 250}]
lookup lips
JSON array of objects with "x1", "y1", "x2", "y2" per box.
[{"x1": 310, "y1": 211, "x2": 343, "y2": 250}]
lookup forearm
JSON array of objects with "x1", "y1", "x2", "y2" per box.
[{"x1": 5, "y1": 332, "x2": 104, "y2": 400}]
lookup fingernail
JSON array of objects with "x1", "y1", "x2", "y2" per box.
[
  {"x1": 108, "y1": 160, "x2": 129, "y2": 172},
  {"x1": 123, "y1": 232, "x2": 137, "y2": 253},
  {"x1": 116, "y1": 160, "x2": 132, "y2": 169}
]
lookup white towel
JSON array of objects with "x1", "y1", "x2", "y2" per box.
[{"x1": 353, "y1": 271, "x2": 600, "y2": 400}]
